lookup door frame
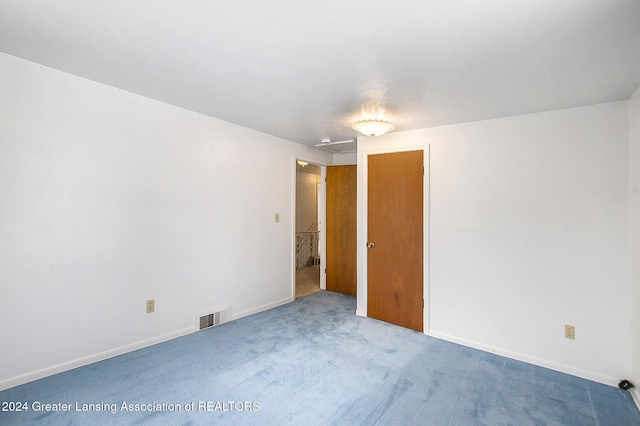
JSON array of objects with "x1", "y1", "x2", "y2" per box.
[
  {"x1": 356, "y1": 141, "x2": 430, "y2": 334},
  {"x1": 318, "y1": 165, "x2": 327, "y2": 291}
]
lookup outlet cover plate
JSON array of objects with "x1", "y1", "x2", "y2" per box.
[{"x1": 564, "y1": 324, "x2": 575, "y2": 339}]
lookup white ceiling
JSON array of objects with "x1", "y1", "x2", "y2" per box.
[{"x1": 1, "y1": 1, "x2": 639, "y2": 147}]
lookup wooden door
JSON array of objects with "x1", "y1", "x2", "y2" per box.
[
  {"x1": 367, "y1": 151, "x2": 423, "y2": 331},
  {"x1": 326, "y1": 165, "x2": 357, "y2": 296}
]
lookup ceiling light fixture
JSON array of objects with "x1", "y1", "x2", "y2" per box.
[
  {"x1": 297, "y1": 160, "x2": 308, "y2": 167},
  {"x1": 351, "y1": 118, "x2": 396, "y2": 137}
]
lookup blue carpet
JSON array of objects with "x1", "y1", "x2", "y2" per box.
[{"x1": 1, "y1": 291, "x2": 638, "y2": 425}]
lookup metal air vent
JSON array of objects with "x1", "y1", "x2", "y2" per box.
[{"x1": 197, "y1": 306, "x2": 229, "y2": 330}]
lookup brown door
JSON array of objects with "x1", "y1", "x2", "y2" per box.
[
  {"x1": 367, "y1": 150, "x2": 423, "y2": 331},
  {"x1": 326, "y1": 165, "x2": 357, "y2": 296}
]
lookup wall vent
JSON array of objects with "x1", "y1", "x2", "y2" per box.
[{"x1": 197, "y1": 306, "x2": 229, "y2": 330}]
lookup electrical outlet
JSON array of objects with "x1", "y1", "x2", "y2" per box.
[
  {"x1": 564, "y1": 324, "x2": 575, "y2": 340},
  {"x1": 275, "y1": 213, "x2": 280, "y2": 222},
  {"x1": 146, "y1": 299, "x2": 155, "y2": 313}
]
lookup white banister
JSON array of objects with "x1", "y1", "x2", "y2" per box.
[{"x1": 296, "y1": 231, "x2": 319, "y2": 269}]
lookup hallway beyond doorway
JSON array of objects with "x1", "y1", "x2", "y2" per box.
[{"x1": 296, "y1": 265, "x2": 320, "y2": 298}]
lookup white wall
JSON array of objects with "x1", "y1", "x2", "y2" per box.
[
  {"x1": 0, "y1": 52, "x2": 331, "y2": 390},
  {"x1": 629, "y1": 85, "x2": 640, "y2": 406},
  {"x1": 295, "y1": 171, "x2": 320, "y2": 232},
  {"x1": 357, "y1": 102, "x2": 631, "y2": 385},
  {"x1": 333, "y1": 152, "x2": 357, "y2": 165}
]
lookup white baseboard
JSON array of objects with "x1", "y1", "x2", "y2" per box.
[
  {"x1": 0, "y1": 297, "x2": 295, "y2": 393},
  {"x1": 229, "y1": 296, "x2": 294, "y2": 321},
  {"x1": 631, "y1": 387, "x2": 640, "y2": 412},
  {"x1": 0, "y1": 327, "x2": 194, "y2": 392},
  {"x1": 428, "y1": 331, "x2": 619, "y2": 387}
]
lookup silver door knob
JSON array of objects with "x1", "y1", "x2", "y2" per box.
[{"x1": 366, "y1": 242, "x2": 375, "y2": 248}]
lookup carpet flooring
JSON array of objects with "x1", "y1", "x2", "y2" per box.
[{"x1": 1, "y1": 291, "x2": 638, "y2": 425}]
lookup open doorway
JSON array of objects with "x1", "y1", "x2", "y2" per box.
[{"x1": 295, "y1": 159, "x2": 322, "y2": 298}]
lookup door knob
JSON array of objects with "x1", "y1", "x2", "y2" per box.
[{"x1": 366, "y1": 242, "x2": 375, "y2": 248}]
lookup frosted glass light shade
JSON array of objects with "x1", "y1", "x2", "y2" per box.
[{"x1": 351, "y1": 118, "x2": 396, "y2": 137}]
